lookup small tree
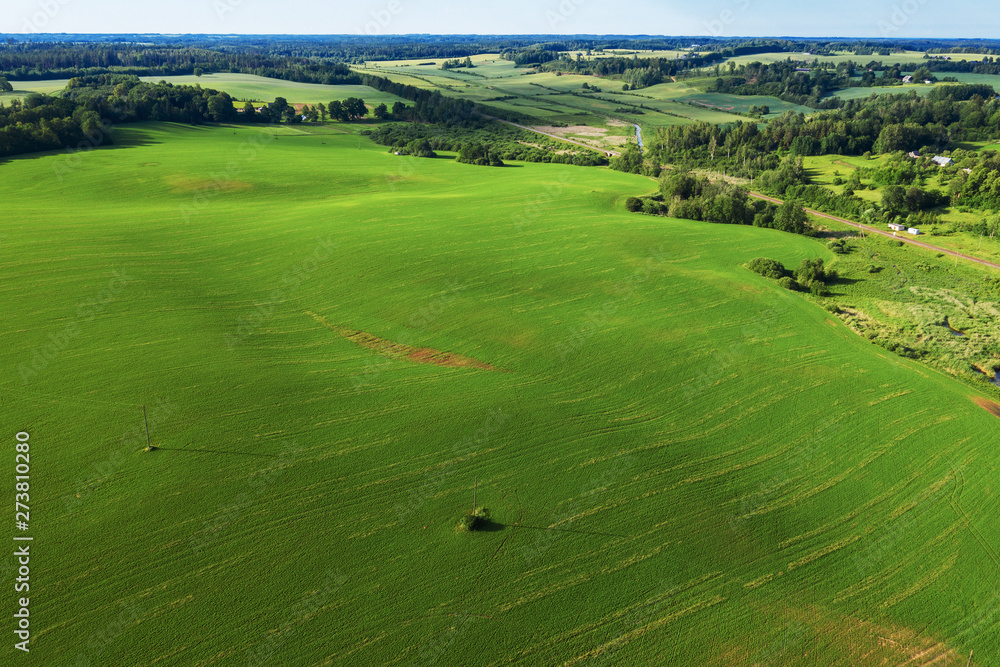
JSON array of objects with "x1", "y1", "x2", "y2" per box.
[{"x1": 373, "y1": 103, "x2": 388, "y2": 120}]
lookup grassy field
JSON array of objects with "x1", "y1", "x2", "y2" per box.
[
  {"x1": 0, "y1": 78, "x2": 72, "y2": 102},
  {"x1": 358, "y1": 60, "x2": 749, "y2": 131},
  {"x1": 4, "y1": 121, "x2": 1000, "y2": 665},
  {"x1": 800, "y1": 153, "x2": 1000, "y2": 263},
  {"x1": 0, "y1": 74, "x2": 411, "y2": 108}
]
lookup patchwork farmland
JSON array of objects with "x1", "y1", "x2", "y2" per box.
[{"x1": 3, "y1": 120, "x2": 999, "y2": 664}]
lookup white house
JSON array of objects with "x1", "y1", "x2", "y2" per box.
[
  {"x1": 907, "y1": 228, "x2": 921, "y2": 235},
  {"x1": 902, "y1": 75, "x2": 913, "y2": 83},
  {"x1": 932, "y1": 156, "x2": 954, "y2": 167},
  {"x1": 888, "y1": 223, "x2": 905, "y2": 231}
]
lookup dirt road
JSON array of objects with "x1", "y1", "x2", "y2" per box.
[{"x1": 749, "y1": 192, "x2": 1000, "y2": 272}]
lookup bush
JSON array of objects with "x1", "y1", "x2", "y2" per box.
[
  {"x1": 778, "y1": 276, "x2": 799, "y2": 291},
  {"x1": 457, "y1": 506, "x2": 490, "y2": 532},
  {"x1": 747, "y1": 257, "x2": 786, "y2": 280},
  {"x1": 827, "y1": 238, "x2": 848, "y2": 254},
  {"x1": 625, "y1": 196, "x2": 643, "y2": 212}
]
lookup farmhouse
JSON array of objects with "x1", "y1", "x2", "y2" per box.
[
  {"x1": 907, "y1": 227, "x2": 921, "y2": 235},
  {"x1": 907, "y1": 151, "x2": 921, "y2": 159},
  {"x1": 902, "y1": 75, "x2": 913, "y2": 83},
  {"x1": 932, "y1": 156, "x2": 954, "y2": 167},
  {"x1": 888, "y1": 223, "x2": 906, "y2": 231}
]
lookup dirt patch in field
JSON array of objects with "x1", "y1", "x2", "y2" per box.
[
  {"x1": 306, "y1": 311, "x2": 506, "y2": 372},
  {"x1": 606, "y1": 119, "x2": 628, "y2": 127},
  {"x1": 973, "y1": 396, "x2": 1000, "y2": 418},
  {"x1": 165, "y1": 174, "x2": 252, "y2": 194},
  {"x1": 533, "y1": 124, "x2": 608, "y2": 137}
]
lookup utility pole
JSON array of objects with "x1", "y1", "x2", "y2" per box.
[{"x1": 142, "y1": 405, "x2": 151, "y2": 450}]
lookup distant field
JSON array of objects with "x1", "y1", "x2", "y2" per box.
[
  {"x1": 137, "y1": 73, "x2": 411, "y2": 106},
  {"x1": 0, "y1": 73, "x2": 411, "y2": 108},
  {"x1": 4, "y1": 121, "x2": 1000, "y2": 665},
  {"x1": 721, "y1": 50, "x2": 937, "y2": 67},
  {"x1": 0, "y1": 78, "x2": 72, "y2": 101},
  {"x1": 358, "y1": 62, "x2": 746, "y2": 131}
]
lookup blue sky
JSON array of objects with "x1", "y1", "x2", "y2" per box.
[{"x1": 3, "y1": 0, "x2": 997, "y2": 38}]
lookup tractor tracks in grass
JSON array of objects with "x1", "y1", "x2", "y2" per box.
[{"x1": 948, "y1": 462, "x2": 1000, "y2": 569}]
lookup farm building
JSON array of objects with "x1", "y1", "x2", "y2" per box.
[
  {"x1": 907, "y1": 151, "x2": 921, "y2": 159},
  {"x1": 888, "y1": 223, "x2": 906, "y2": 231},
  {"x1": 902, "y1": 75, "x2": 913, "y2": 83},
  {"x1": 932, "y1": 156, "x2": 954, "y2": 167},
  {"x1": 907, "y1": 228, "x2": 921, "y2": 235}
]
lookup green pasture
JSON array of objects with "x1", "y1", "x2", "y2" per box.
[
  {"x1": 2, "y1": 122, "x2": 999, "y2": 665},
  {"x1": 0, "y1": 78, "x2": 72, "y2": 102},
  {"x1": 137, "y1": 73, "x2": 411, "y2": 106}
]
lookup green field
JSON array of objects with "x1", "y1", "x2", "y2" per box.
[
  {"x1": 0, "y1": 78, "x2": 72, "y2": 102},
  {"x1": 0, "y1": 74, "x2": 411, "y2": 108},
  {"x1": 4, "y1": 122, "x2": 1000, "y2": 665}
]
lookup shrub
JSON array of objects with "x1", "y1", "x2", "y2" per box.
[
  {"x1": 747, "y1": 257, "x2": 786, "y2": 280},
  {"x1": 625, "y1": 196, "x2": 643, "y2": 212},
  {"x1": 827, "y1": 238, "x2": 848, "y2": 254},
  {"x1": 457, "y1": 506, "x2": 490, "y2": 532},
  {"x1": 778, "y1": 276, "x2": 799, "y2": 291}
]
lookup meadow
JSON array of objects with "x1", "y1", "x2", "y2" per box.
[{"x1": 3, "y1": 121, "x2": 999, "y2": 665}]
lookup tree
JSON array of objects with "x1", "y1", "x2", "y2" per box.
[
  {"x1": 610, "y1": 142, "x2": 643, "y2": 174},
  {"x1": 328, "y1": 100, "x2": 347, "y2": 122},
  {"x1": 882, "y1": 185, "x2": 906, "y2": 219},
  {"x1": 317, "y1": 102, "x2": 327, "y2": 122},
  {"x1": 0, "y1": 77, "x2": 11, "y2": 93},
  {"x1": 391, "y1": 101, "x2": 406, "y2": 117},
  {"x1": 193, "y1": 67, "x2": 203, "y2": 77},
  {"x1": 373, "y1": 103, "x2": 388, "y2": 120},
  {"x1": 271, "y1": 96, "x2": 290, "y2": 120},
  {"x1": 343, "y1": 97, "x2": 367, "y2": 120},
  {"x1": 282, "y1": 105, "x2": 301, "y2": 124},
  {"x1": 772, "y1": 200, "x2": 808, "y2": 234},
  {"x1": 207, "y1": 93, "x2": 235, "y2": 122},
  {"x1": 242, "y1": 101, "x2": 256, "y2": 121}
]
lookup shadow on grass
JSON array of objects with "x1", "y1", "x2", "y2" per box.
[
  {"x1": 153, "y1": 445, "x2": 278, "y2": 458},
  {"x1": 0, "y1": 126, "x2": 164, "y2": 169}
]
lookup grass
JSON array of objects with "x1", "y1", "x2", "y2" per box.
[
  {"x1": 3, "y1": 121, "x2": 999, "y2": 665},
  {"x1": 0, "y1": 73, "x2": 411, "y2": 108}
]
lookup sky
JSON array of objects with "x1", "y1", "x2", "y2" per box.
[{"x1": 3, "y1": 0, "x2": 997, "y2": 39}]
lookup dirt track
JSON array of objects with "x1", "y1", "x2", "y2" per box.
[
  {"x1": 748, "y1": 192, "x2": 1000, "y2": 272},
  {"x1": 481, "y1": 115, "x2": 622, "y2": 157}
]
